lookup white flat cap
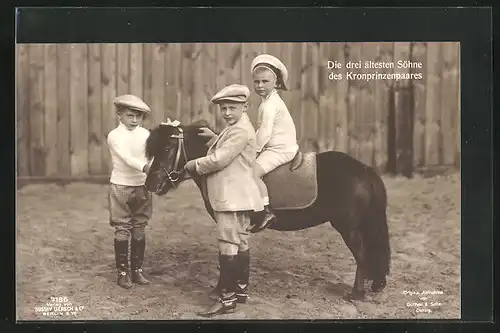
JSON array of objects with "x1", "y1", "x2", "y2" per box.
[
  {"x1": 211, "y1": 84, "x2": 250, "y2": 104},
  {"x1": 113, "y1": 94, "x2": 151, "y2": 115},
  {"x1": 251, "y1": 54, "x2": 289, "y2": 90}
]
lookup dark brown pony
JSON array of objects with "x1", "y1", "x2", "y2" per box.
[{"x1": 144, "y1": 120, "x2": 390, "y2": 299}]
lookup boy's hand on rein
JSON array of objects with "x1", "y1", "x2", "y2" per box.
[
  {"x1": 197, "y1": 127, "x2": 217, "y2": 139},
  {"x1": 143, "y1": 164, "x2": 151, "y2": 174},
  {"x1": 184, "y1": 160, "x2": 197, "y2": 173}
]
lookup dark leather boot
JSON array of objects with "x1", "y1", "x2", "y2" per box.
[
  {"x1": 249, "y1": 205, "x2": 276, "y2": 233},
  {"x1": 197, "y1": 255, "x2": 238, "y2": 317},
  {"x1": 235, "y1": 249, "x2": 250, "y2": 303},
  {"x1": 208, "y1": 252, "x2": 222, "y2": 300},
  {"x1": 131, "y1": 238, "x2": 149, "y2": 285},
  {"x1": 114, "y1": 239, "x2": 132, "y2": 289}
]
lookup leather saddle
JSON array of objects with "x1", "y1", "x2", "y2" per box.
[{"x1": 263, "y1": 151, "x2": 318, "y2": 210}]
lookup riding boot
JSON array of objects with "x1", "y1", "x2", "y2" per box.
[
  {"x1": 208, "y1": 252, "x2": 222, "y2": 300},
  {"x1": 114, "y1": 239, "x2": 132, "y2": 289},
  {"x1": 235, "y1": 249, "x2": 250, "y2": 303},
  {"x1": 197, "y1": 255, "x2": 238, "y2": 317},
  {"x1": 131, "y1": 238, "x2": 149, "y2": 285},
  {"x1": 250, "y1": 205, "x2": 276, "y2": 233}
]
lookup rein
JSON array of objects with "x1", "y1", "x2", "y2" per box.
[{"x1": 162, "y1": 127, "x2": 188, "y2": 188}]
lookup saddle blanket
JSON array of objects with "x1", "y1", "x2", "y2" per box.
[{"x1": 263, "y1": 152, "x2": 318, "y2": 210}]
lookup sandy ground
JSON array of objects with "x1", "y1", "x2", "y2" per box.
[{"x1": 16, "y1": 173, "x2": 460, "y2": 321}]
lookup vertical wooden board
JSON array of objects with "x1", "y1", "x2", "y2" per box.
[
  {"x1": 266, "y1": 42, "x2": 281, "y2": 58},
  {"x1": 56, "y1": 44, "x2": 71, "y2": 176},
  {"x1": 225, "y1": 43, "x2": 243, "y2": 85},
  {"x1": 142, "y1": 43, "x2": 153, "y2": 128},
  {"x1": 163, "y1": 43, "x2": 181, "y2": 120},
  {"x1": 333, "y1": 42, "x2": 348, "y2": 153},
  {"x1": 43, "y1": 44, "x2": 58, "y2": 176},
  {"x1": 348, "y1": 86, "x2": 360, "y2": 160},
  {"x1": 318, "y1": 42, "x2": 335, "y2": 152},
  {"x1": 214, "y1": 42, "x2": 225, "y2": 88},
  {"x1": 129, "y1": 43, "x2": 143, "y2": 98},
  {"x1": 190, "y1": 43, "x2": 202, "y2": 123},
  {"x1": 204, "y1": 43, "x2": 217, "y2": 127},
  {"x1": 350, "y1": 43, "x2": 363, "y2": 159},
  {"x1": 240, "y1": 42, "x2": 253, "y2": 91},
  {"x1": 373, "y1": 42, "x2": 394, "y2": 171},
  {"x1": 346, "y1": 43, "x2": 363, "y2": 159},
  {"x1": 116, "y1": 43, "x2": 130, "y2": 96},
  {"x1": 69, "y1": 44, "x2": 89, "y2": 176},
  {"x1": 325, "y1": 42, "x2": 339, "y2": 152},
  {"x1": 261, "y1": 42, "x2": 268, "y2": 54},
  {"x1": 164, "y1": 43, "x2": 181, "y2": 122},
  {"x1": 393, "y1": 42, "x2": 413, "y2": 174},
  {"x1": 287, "y1": 43, "x2": 302, "y2": 144},
  {"x1": 88, "y1": 43, "x2": 103, "y2": 175},
  {"x1": 396, "y1": 88, "x2": 413, "y2": 176},
  {"x1": 239, "y1": 43, "x2": 246, "y2": 88},
  {"x1": 358, "y1": 43, "x2": 377, "y2": 166},
  {"x1": 191, "y1": 43, "x2": 208, "y2": 123},
  {"x1": 411, "y1": 42, "x2": 428, "y2": 168},
  {"x1": 16, "y1": 44, "x2": 30, "y2": 176},
  {"x1": 299, "y1": 43, "x2": 319, "y2": 151},
  {"x1": 298, "y1": 43, "x2": 307, "y2": 149},
  {"x1": 214, "y1": 43, "x2": 226, "y2": 130},
  {"x1": 28, "y1": 44, "x2": 45, "y2": 176},
  {"x1": 180, "y1": 43, "x2": 193, "y2": 126},
  {"x1": 310, "y1": 43, "x2": 320, "y2": 151},
  {"x1": 424, "y1": 43, "x2": 442, "y2": 165},
  {"x1": 361, "y1": 43, "x2": 378, "y2": 166},
  {"x1": 318, "y1": 93, "x2": 335, "y2": 153},
  {"x1": 101, "y1": 43, "x2": 117, "y2": 173},
  {"x1": 440, "y1": 42, "x2": 459, "y2": 165},
  {"x1": 151, "y1": 43, "x2": 166, "y2": 126},
  {"x1": 300, "y1": 43, "x2": 317, "y2": 150},
  {"x1": 358, "y1": 43, "x2": 374, "y2": 165}
]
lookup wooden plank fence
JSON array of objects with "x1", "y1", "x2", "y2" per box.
[{"x1": 16, "y1": 42, "x2": 460, "y2": 180}]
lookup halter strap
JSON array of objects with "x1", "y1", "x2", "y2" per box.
[{"x1": 161, "y1": 127, "x2": 189, "y2": 188}]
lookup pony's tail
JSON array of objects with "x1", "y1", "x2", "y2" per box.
[{"x1": 362, "y1": 172, "x2": 391, "y2": 282}]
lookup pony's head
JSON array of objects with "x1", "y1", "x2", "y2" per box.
[{"x1": 145, "y1": 119, "x2": 212, "y2": 195}]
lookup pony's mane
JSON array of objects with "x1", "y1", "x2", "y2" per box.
[{"x1": 145, "y1": 119, "x2": 214, "y2": 159}]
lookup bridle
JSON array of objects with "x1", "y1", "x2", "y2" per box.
[{"x1": 160, "y1": 127, "x2": 188, "y2": 189}]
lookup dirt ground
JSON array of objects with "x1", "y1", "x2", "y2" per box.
[{"x1": 16, "y1": 172, "x2": 460, "y2": 320}]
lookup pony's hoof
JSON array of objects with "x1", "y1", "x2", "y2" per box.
[
  {"x1": 371, "y1": 279, "x2": 387, "y2": 293},
  {"x1": 344, "y1": 290, "x2": 365, "y2": 301}
]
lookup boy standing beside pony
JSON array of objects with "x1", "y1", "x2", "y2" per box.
[
  {"x1": 106, "y1": 94, "x2": 153, "y2": 290},
  {"x1": 184, "y1": 84, "x2": 264, "y2": 317}
]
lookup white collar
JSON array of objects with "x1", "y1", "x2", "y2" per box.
[
  {"x1": 119, "y1": 122, "x2": 140, "y2": 132},
  {"x1": 261, "y1": 89, "x2": 278, "y2": 101}
]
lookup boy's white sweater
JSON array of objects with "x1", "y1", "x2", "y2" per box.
[{"x1": 107, "y1": 122, "x2": 150, "y2": 186}]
